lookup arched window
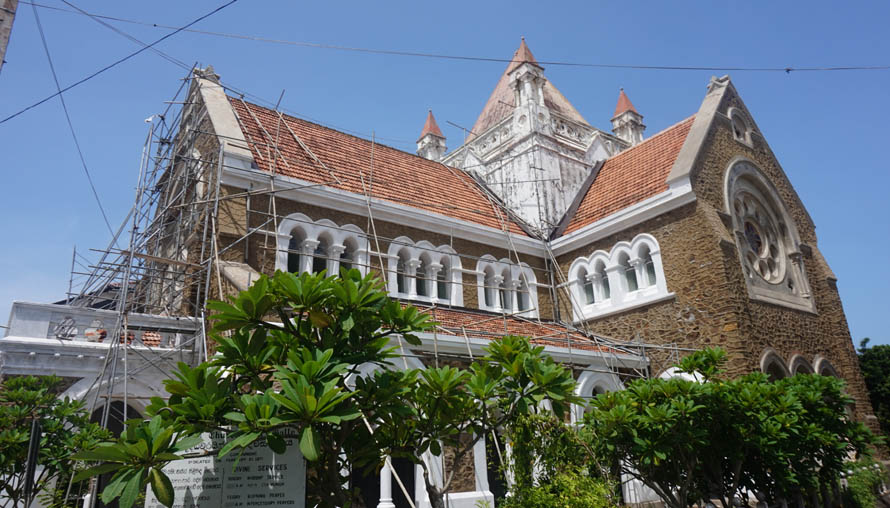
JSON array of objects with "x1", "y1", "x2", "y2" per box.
[
  {"x1": 483, "y1": 266, "x2": 496, "y2": 308},
  {"x1": 396, "y1": 249, "x2": 410, "y2": 294},
  {"x1": 760, "y1": 349, "x2": 789, "y2": 382},
  {"x1": 640, "y1": 246, "x2": 656, "y2": 287},
  {"x1": 416, "y1": 254, "x2": 430, "y2": 298},
  {"x1": 437, "y1": 257, "x2": 451, "y2": 300},
  {"x1": 499, "y1": 268, "x2": 512, "y2": 312},
  {"x1": 276, "y1": 214, "x2": 368, "y2": 277},
  {"x1": 567, "y1": 234, "x2": 670, "y2": 322},
  {"x1": 313, "y1": 236, "x2": 330, "y2": 274},
  {"x1": 578, "y1": 268, "x2": 594, "y2": 305},
  {"x1": 287, "y1": 228, "x2": 306, "y2": 273},
  {"x1": 595, "y1": 261, "x2": 610, "y2": 300},
  {"x1": 517, "y1": 277, "x2": 531, "y2": 312},
  {"x1": 619, "y1": 253, "x2": 637, "y2": 292},
  {"x1": 340, "y1": 237, "x2": 358, "y2": 274}
]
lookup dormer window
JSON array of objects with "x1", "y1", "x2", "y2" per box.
[
  {"x1": 277, "y1": 214, "x2": 369, "y2": 278},
  {"x1": 476, "y1": 256, "x2": 539, "y2": 317},
  {"x1": 568, "y1": 234, "x2": 672, "y2": 322},
  {"x1": 729, "y1": 108, "x2": 752, "y2": 146},
  {"x1": 386, "y1": 237, "x2": 463, "y2": 305}
]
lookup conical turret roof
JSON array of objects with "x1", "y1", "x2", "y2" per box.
[
  {"x1": 418, "y1": 109, "x2": 444, "y2": 141},
  {"x1": 613, "y1": 88, "x2": 639, "y2": 117},
  {"x1": 468, "y1": 38, "x2": 588, "y2": 140}
]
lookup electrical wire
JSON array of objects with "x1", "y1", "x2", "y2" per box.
[
  {"x1": 30, "y1": 2, "x2": 116, "y2": 239},
  {"x1": 17, "y1": 1, "x2": 890, "y2": 74},
  {"x1": 0, "y1": 0, "x2": 239, "y2": 125}
]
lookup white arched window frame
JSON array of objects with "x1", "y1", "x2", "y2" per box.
[
  {"x1": 725, "y1": 158, "x2": 814, "y2": 313},
  {"x1": 475, "y1": 256, "x2": 539, "y2": 318},
  {"x1": 385, "y1": 237, "x2": 463, "y2": 306},
  {"x1": 567, "y1": 233, "x2": 670, "y2": 322},
  {"x1": 276, "y1": 213, "x2": 369, "y2": 276}
]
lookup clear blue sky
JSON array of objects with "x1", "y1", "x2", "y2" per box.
[{"x1": 1, "y1": 1, "x2": 887, "y2": 345}]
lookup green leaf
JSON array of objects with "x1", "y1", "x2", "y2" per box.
[
  {"x1": 267, "y1": 432, "x2": 286, "y2": 454},
  {"x1": 300, "y1": 426, "x2": 320, "y2": 461},
  {"x1": 73, "y1": 463, "x2": 124, "y2": 482},
  {"x1": 149, "y1": 468, "x2": 175, "y2": 507},
  {"x1": 119, "y1": 468, "x2": 145, "y2": 508}
]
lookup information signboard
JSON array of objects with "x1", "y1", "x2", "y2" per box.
[{"x1": 144, "y1": 430, "x2": 305, "y2": 508}]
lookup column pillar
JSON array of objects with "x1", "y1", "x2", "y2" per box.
[
  {"x1": 406, "y1": 259, "x2": 422, "y2": 299},
  {"x1": 631, "y1": 258, "x2": 645, "y2": 290},
  {"x1": 428, "y1": 262, "x2": 443, "y2": 303},
  {"x1": 328, "y1": 244, "x2": 346, "y2": 276},
  {"x1": 378, "y1": 458, "x2": 396, "y2": 508},
  {"x1": 491, "y1": 275, "x2": 505, "y2": 312},
  {"x1": 300, "y1": 239, "x2": 320, "y2": 274}
]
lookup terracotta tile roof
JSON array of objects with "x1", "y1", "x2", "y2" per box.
[
  {"x1": 613, "y1": 88, "x2": 638, "y2": 117},
  {"x1": 230, "y1": 98, "x2": 528, "y2": 235},
  {"x1": 411, "y1": 303, "x2": 618, "y2": 354},
  {"x1": 561, "y1": 116, "x2": 695, "y2": 235},
  {"x1": 468, "y1": 40, "x2": 588, "y2": 140},
  {"x1": 417, "y1": 110, "x2": 444, "y2": 141}
]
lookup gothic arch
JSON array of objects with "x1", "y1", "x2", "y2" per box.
[
  {"x1": 759, "y1": 348, "x2": 790, "y2": 381},
  {"x1": 571, "y1": 371, "x2": 623, "y2": 423},
  {"x1": 788, "y1": 353, "x2": 814, "y2": 375},
  {"x1": 813, "y1": 356, "x2": 839, "y2": 377}
]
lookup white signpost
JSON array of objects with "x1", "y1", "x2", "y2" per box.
[{"x1": 144, "y1": 430, "x2": 305, "y2": 508}]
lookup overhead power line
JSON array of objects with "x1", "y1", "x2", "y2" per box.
[
  {"x1": 0, "y1": 0, "x2": 239, "y2": 126},
  {"x1": 17, "y1": 1, "x2": 890, "y2": 74},
  {"x1": 30, "y1": 1, "x2": 116, "y2": 238}
]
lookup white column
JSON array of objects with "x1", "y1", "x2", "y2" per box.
[
  {"x1": 378, "y1": 458, "x2": 396, "y2": 508},
  {"x1": 406, "y1": 259, "x2": 422, "y2": 299},
  {"x1": 605, "y1": 265, "x2": 625, "y2": 304},
  {"x1": 300, "y1": 239, "x2": 320, "y2": 274},
  {"x1": 491, "y1": 275, "x2": 505, "y2": 312},
  {"x1": 509, "y1": 279, "x2": 522, "y2": 312},
  {"x1": 631, "y1": 258, "x2": 645, "y2": 290},
  {"x1": 328, "y1": 244, "x2": 346, "y2": 276},
  {"x1": 428, "y1": 262, "x2": 443, "y2": 303}
]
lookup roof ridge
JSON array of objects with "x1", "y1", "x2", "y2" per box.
[{"x1": 234, "y1": 96, "x2": 451, "y2": 166}]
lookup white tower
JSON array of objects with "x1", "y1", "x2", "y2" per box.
[{"x1": 611, "y1": 88, "x2": 646, "y2": 146}]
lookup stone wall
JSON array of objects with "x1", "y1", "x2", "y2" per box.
[
  {"x1": 556, "y1": 86, "x2": 876, "y2": 423},
  {"x1": 216, "y1": 191, "x2": 557, "y2": 320}
]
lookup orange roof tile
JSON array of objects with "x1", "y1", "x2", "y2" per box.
[
  {"x1": 561, "y1": 116, "x2": 695, "y2": 235},
  {"x1": 468, "y1": 40, "x2": 588, "y2": 140},
  {"x1": 418, "y1": 110, "x2": 444, "y2": 141},
  {"x1": 230, "y1": 98, "x2": 528, "y2": 235},
  {"x1": 411, "y1": 303, "x2": 619, "y2": 353},
  {"x1": 613, "y1": 88, "x2": 638, "y2": 117}
]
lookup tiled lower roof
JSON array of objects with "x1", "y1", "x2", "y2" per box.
[
  {"x1": 410, "y1": 303, "x2": 618, "y2": 354},
  {"x1": 561, "y1": 116, "x2": 695, "y2": 235},
  {"x1": 229, "y1": 98, "x2": 528, "y2": 236}
]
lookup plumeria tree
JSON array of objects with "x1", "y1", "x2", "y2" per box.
[
  {"x1": 366, "y1": 336, "x2": 581, "y2": 508},
  {"x1": 76, "y1": 269, "x2": 433, "y2": 508}
]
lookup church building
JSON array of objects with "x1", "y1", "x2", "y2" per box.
[{"x1": 0, "y1": 39, "x2": 877, "y2": 507}]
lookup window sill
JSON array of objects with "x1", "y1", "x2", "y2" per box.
[{"x1": 574, "y1": 291, "x2": 676, "y2": 322}]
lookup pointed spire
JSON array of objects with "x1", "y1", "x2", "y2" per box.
[
  {"x1": 418, "y1": 109, "x2": 444, "y2": 142},
  {"x1": 613, "y1": 88, "x2": 638, "y2": 117},
  {"x1": 417, "y1": 110, "x2": 447, "y2": 161},
  {"x1": 508, "y1": 36, "x2": 539, "y2": 73}
]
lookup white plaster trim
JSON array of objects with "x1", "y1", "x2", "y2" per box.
[
  {"x1": 221, "y1": 160, "x2": 548, "y2": 256},
  {"x1": 551, "y1": 181, "x2": 695, "y2": 256},
  {"x1": 572, "y1": 292, "x2": 676, "y2": 322}
]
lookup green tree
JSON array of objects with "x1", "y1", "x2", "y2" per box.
[
  {"x1": 498, "y1": 413, "x2": 617, "y2": 508},
  {"x1": 585, "y1": 348, "x2": 875, "y2": 508},
  {"x1": 76, "y1": 269, "x2": 434, "y2": 508},
  {"x1": 0, "y1": 375, "x2": 110, "y2": 508},
  {"x1": 366, "y1": 336, "x2": 582, "y2": 508},
  {"x1": 858, "y1": 338, "x2": 890, "y2": 436}
]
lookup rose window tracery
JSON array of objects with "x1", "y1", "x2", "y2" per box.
[{"x1": 733, "y1": 192, "x2": 785, "y2": 284}]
